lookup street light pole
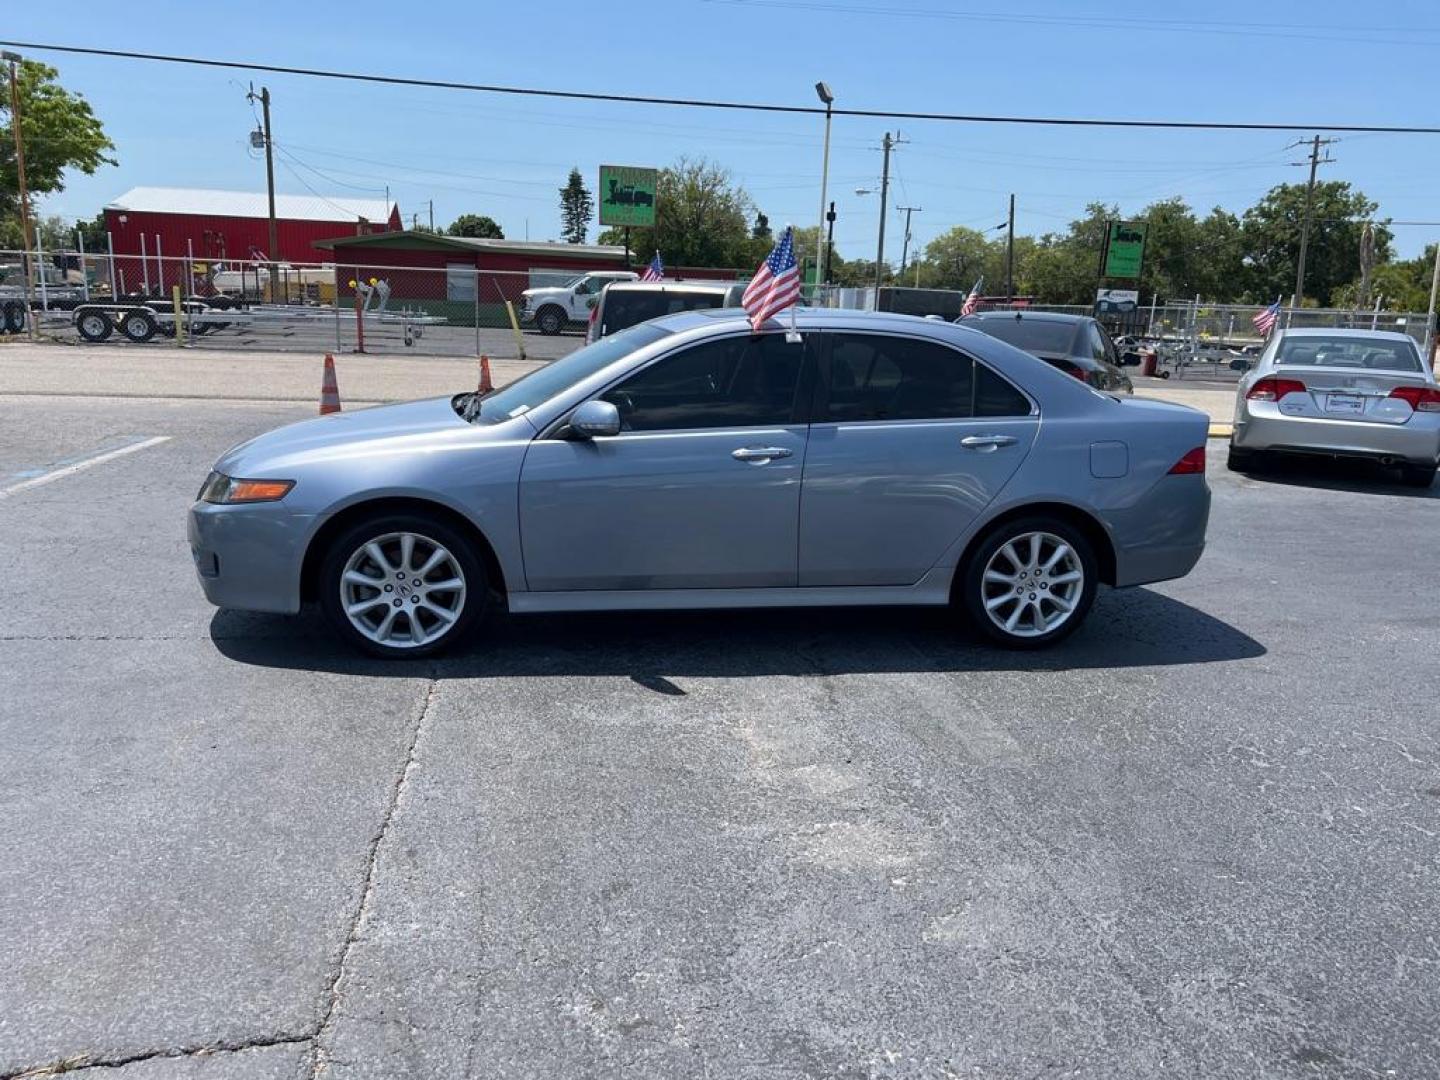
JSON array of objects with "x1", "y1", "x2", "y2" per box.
[
  {"x1": 5, "y1": 50, "x2": 37, "y2": 337},
  {"x1": 815, "y1": 82, "x2": 834, "y2": 292},
  {"x1": 1005, "y1": 192, "x2": 1016, "y2": 301}
]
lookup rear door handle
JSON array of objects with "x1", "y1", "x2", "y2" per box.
[
  {"x1": 960, "y1": 434, "x2": 1018, "y2": 450},
  {"x1": 732, "y1": 446, "x2": 793, "y2": 462}
]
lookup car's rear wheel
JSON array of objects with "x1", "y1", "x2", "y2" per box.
[
  {"x1": 1226, "y1": 443, "x2": 1259, "y2": 472},
  {"x1": 1401, "y1": 463, "x2": 1437, "y2": 489},
  {"x1": 536, "y1": 305, "x2": 565, "y2": 335},
  {"x1": 319, "y1": 513, "x2": 487, "y2": 658},
  {"x1": 960, "y1": 517, "x2": 1097, "y2": 649}
]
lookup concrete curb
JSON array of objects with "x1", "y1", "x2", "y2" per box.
[{"x1": 1208, "y1": 423, "x2": 1234, "y2": 439}]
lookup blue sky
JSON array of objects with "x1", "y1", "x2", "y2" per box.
[{"x1": 10, "y1": 1, "x2": 1440, "y2": 259}]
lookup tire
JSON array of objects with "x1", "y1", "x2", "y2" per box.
[
  {"x1": 536, "y1": 305, "x2": 566, "y2": 335},
  {"x1": 2, "y1": 300, "x2": 25, "y2": 334},
  {"x1": 959, "y1": 516, "x2": 1098, "y2": 649},
  {"x1": 1401, "y1": 463, "x2": 1437, "y2": 489},
  {"x1": 1226, "y1": 443, "x2": 1257, "y2": 472},
  {"x1": 318, "y1": 513, "x2": 488, "y2": 659},
  {"x1": 76, "y1": 309, "x2": 114, "y2": 342},
  {"x1": 119, "y1": 309, "x2": 158, "y2": 343}
]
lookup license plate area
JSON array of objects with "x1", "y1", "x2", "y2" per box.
[{"x1": 1325, "y1": 393, "x2": 1365, "y2": 415}]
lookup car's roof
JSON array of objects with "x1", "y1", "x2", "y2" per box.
[
  {"x1": 1278, "y1": 327, "x2": 1416, "y2": 343},
  {"x1": 647, "y1": 307, "x2": 1025, "y2": 352},
  {"x1": 964, "y1": 310, "x2": 1092, "y2": 325}
]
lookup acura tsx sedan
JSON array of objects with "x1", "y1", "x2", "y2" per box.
[{"x1": 189, "y1": 309, "x2": 1211, "y2": 657}]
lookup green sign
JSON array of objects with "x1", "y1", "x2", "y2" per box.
[
  {"x1": 1102, "y1": 221, "x2": 1147, "y2": 279},
  {"x1": 598, "y1": 165, "x2": 658, "y2": 228}
]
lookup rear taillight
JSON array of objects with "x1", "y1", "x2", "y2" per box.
[
  {"x1": 1168, "y1": 446, "x2": 1206, "y2": 474},
  {"x1": 1387, "y1": 385, "x2": 1440, "y2": 413},
  {"x1": 1246, "y1": 376, "x2": 1306, "y2": 402}
]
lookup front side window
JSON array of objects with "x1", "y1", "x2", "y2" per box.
[{"x1": 602, "y1": 333, "x2": 805, "y2": 431}]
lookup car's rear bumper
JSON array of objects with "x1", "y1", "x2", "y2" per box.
[
  {"x1": 1234, "y1": 404, "x2": 1440, "y2": 465},
  {"x1": 188, "y1": 501, "x2": 313, "y2": 614},
  {"x1": 1106, "y1": 475, "x2": 1211, "y2": 588}
]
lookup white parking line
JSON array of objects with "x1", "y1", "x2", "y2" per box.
[{"x1": 0, "y1": 436, "x2": 173, "y2": 502}]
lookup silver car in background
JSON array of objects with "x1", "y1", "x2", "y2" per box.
[
  {"x1": 189, "y1": 309, "x2": 1211, "y2": 658},
  {"x1": 1228, "y1": 328, "x2": 1440, "y2": 487}
]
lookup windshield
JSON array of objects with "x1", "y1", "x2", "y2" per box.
[
  {"x1": 1276, "y1": 335, "x2": 1423, "y2": 373},
  {"x1": 463, "y1": 322, "x2": 672, "y2": 423},
  {"x1": 967, "y1": 317, "x2": 1077, "y2": 356}
]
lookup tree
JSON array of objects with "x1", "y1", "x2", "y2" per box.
[
  {"x1": 1332, "y1": 245, "x2": 1434, "y2": 312},
  {"x1": 446, "y1": 214, "x2": 504, "y2": 240},
  {"x1": 558, "y1": 167, "x2": 593, "y2": 245},
  {"x1": 916, "y1": 226, "x2": 1006, "y2": 291},
  {"x1": 598, "y1": 157, "x2": 756, "y2": 269},
  {"x1": 1240, "y1": 181, "x2": 1391, "y2": 306},
  {"x1": 0, "y1": 61, "x2": 116, "y2": 249},
  {"x1": 1022, "y1": 203, "x2": 1117, "y2": 305}
]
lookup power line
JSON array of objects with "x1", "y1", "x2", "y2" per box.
[{"x1": 8, "y1": 39, "x2": 1440, "y2": 134}]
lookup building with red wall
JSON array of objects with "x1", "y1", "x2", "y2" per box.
[
  {"x1": 314, "y1": 231, "x2": 742, "y2": 307},
  {"x1": 104, "y1": 187, "x2": 399, "y2": 294}
]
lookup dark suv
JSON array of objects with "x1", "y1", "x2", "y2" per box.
[
  {"x1": 588, "y1": 281, "x2": 746, "y2": 342},
  {"x1": 959, "y1": 310, "x2": 1133, "y2": 393}
]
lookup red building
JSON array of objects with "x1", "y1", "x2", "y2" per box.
[
  {"x1": 104, "y1": 187, "x2": 399, "y2": 294},
  {"x1": 314, "y1": 231, "x2": 740, "y2": 308}
]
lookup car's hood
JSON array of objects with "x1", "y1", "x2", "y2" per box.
[
  {"x1": 520, "y1": 287, "x2": 567, "y2": 301},
  {"x1": 215, "y1": 395, "x2": 510, "y2": 475}
]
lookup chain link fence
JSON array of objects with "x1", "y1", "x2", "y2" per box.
[{"x1": 0, "y1": 249, "x2": 584, "y2": 360}]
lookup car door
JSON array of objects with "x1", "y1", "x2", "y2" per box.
[
  {"x1": 798, "y1": 331, "x2": 1038, "y2": 587},
  {"x1": 519, "y1": 331, "x2": 814, "y2": 591}
]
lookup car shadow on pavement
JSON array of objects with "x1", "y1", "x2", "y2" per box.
[
  {"x1": 209, "y1": 585, "x2": 1264, "y2": 679},
  {"x1": 1232, "y1": 457, "x2": 1439, "y2": 499}
]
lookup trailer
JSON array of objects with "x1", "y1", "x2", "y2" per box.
[{"x1": 69, "y1": 297, "x2": 448, "y2": 344}]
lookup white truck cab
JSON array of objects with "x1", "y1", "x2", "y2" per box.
[{"x1": 520, "y1": 270, "x2": 639, "y2": 335}]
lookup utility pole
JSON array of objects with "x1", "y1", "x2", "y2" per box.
[
  {"x1": 1290, "y1": 134, "x2": 1336, "y2": 314},
  {"x1": 825, "y1": 201, "x2": 836, "y2": 286},
  {"x1": 247, "y1": 84, "x2": 280, "y2": 286},
  {"x1": 5, "y1": 50, "x2": 36, "y2": 337},
  {"x1": 896, "y1": 205, "x2": 922, "y2": 280},
  {"x1": 428, "y1": 199, "x2": 434, "y2": 231},
  {"x1": 874, "y1": 131, "x2": 904, "y2": 289},
  {"x1": 1005, "y1": 193, "x2": 1016, "y2": 301}
]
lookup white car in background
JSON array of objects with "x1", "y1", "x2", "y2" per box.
[
  {"x1": 520, "y1": 271, "x2": 638, "y2": 335},
  {"x1": 1228, "y1": 328, "x2": 1440, "y2": 487}
]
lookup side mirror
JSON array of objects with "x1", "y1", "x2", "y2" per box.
[{"x1": 569, "y1": 399, "x2": 621, "y2": 439}]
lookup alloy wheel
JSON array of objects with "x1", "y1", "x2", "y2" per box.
[
  {"x1": 339, "y1": 531, "x2": 467, "y2": 649},
  {"x1": 979, "y1": 530, "x2": 1085, "y2": 639}
]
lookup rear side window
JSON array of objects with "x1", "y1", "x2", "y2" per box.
[
  {"x1": 603, "y1": 333, "x2": 805, "y2": 431},
  {"x1": 823, "y1": 334, "x2": 1032, "y2": 420}
]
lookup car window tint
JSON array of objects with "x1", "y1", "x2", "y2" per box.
[
  {"x1": 1087, "y1": 324, "x2": 1109, "y2": 362},
  {"x1": 603, "y1": 291, "x2": 729, "y2": 335},
  {"x1": 825, "y1": 333, "x2": 974, "y2": 421},
  {"x1": 1277, "y1": 336, "x2": 1422, "y2": 372},
  {"x1": 974, "y1": 364, "x2": 1032, "y2": 416},
  {"x1": 603, "y1": 333, "x2": 804, "y2": 431},
  {"x1": 966, "y1": 317, "x2": 1074, "y2": 354}
]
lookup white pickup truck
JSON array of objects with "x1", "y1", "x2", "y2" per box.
[{"x1": 519, "y1": 270, "x2": 638, "y2": 335}]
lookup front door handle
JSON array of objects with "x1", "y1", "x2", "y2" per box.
[
  {"x1": 960, "y1": 434, "x2": 1018, "y2": 450},
  {"x1": 732, "y1": 446, "x2": 793, "y2": 463}
]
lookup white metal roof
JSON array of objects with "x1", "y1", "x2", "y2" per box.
[{"x1": 106, "y1": 186, "x2": 395, "y2": 223}]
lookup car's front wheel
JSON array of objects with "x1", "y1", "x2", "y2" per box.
[
  {"x1": 319, "y1": 513, "x2": 487, "y2": 658},
  {"x1": 535, "y1": 305, "x2": 566, "y2": 335},
  {"x1": 960, "y1": 517, "x2": 1097, "y2": 648}
]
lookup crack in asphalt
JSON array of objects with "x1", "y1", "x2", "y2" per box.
[
  {"x1": 1, "y1": 1034, "x2": 312, "y2": 1079},
  {"x1": 1, "y1": 671, "x2": 441, "y2": 1080},
  {"x1": 309, "y1": 671, "x2": 439, "y2": 1078}
]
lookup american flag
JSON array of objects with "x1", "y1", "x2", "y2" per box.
[
  {"x1": 641, "y1": 251, "x2": 664, "y2": 282},
  {"x1": 1253, "y1": 298, "x2": 1282, "y2": 337},
  {"x1": 959, "y1": 276, "x2": 984, "y2": 318},
  {"x1": 742, "y1": 226, "x2": 801, "y2": 331}
]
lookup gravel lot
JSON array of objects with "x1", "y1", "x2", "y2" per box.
[{"x1": 1, "y1": 387, "x2": 1437, "y2": 1080}]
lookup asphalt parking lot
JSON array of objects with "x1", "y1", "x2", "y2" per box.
[{"x1": 2, "y1": 388, "x2": 1438, "y2": 1079}]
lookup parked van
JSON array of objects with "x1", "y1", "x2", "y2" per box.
[{"x1": 587, "y1": 281, "x2": 746, "y2": 342}]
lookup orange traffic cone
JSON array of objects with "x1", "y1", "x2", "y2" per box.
[
  {"x1": 478, "y1": 354, "x2": 494, "y2": 395},
  {"x1": 320, "y1": 353, "x2": 342, "y2": 415}
]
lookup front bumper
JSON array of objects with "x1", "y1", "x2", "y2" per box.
[
  {"x1": 1235, "y1": 402, "x2": 1440, "y2": 465},
  {"x1": 187, "y1": 500, "x2": 315, "y2": 614}
]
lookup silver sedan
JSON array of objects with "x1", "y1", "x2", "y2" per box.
[
  {"x1": 189, "y1": 309, "x2": 1211, "y2": 657},
  {"x1": 1228, "y1": 328, "x2": 1440, "y2": 487}
]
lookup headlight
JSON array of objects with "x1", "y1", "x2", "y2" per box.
[{"x1": 199, "y1": 471, "x2": 294, "y2": 504}]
